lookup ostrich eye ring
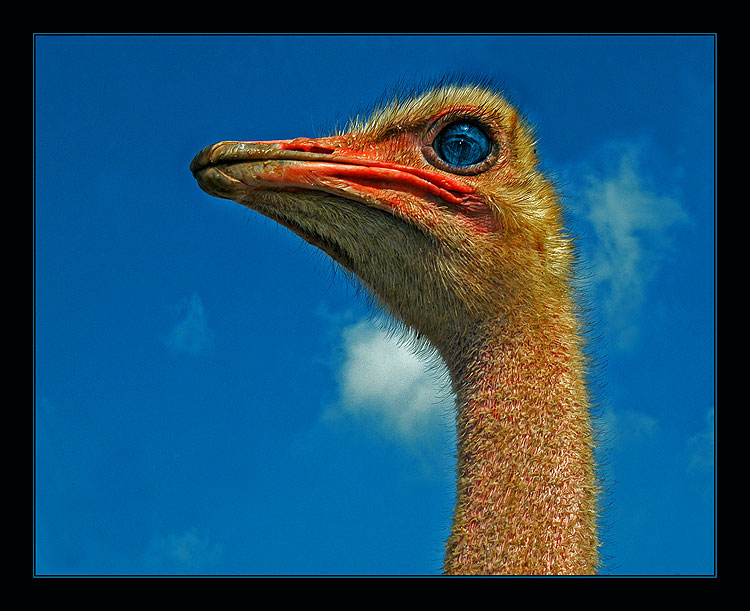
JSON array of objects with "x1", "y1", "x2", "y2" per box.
[{"x1": 423, "y1": 119, "x2": 499, "y2": 175}]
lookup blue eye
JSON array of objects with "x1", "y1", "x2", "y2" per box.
[{"x1": 434, "y1": 121, "x2": 492, "y2": 168}]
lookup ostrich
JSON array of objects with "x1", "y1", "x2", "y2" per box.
[{"x1": 190, "y1": 81, "x2": 600, "y2": 575}]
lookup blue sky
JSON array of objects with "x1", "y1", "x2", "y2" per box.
[{"x1": 34, "y1": 34, "x2": 715, "y2": 576}]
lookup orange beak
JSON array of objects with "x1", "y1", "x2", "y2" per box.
[{"x1": 190, "y1": 136, "x2": 494, "y2": 232}]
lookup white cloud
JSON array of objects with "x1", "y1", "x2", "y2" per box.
[
  {"x1": 143, "y1": 527, "x2": 223, "y2": 573},
  {"x1": 164, "y1": 293, "x2": 215, "y2": 357},
  {"x1": 327, "y1": 318, "x2": 452, "y2": 442},
  {"x1": 568, "y1": 142, "x2": 690, "y2": 350}
]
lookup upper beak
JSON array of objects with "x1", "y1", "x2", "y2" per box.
[{"x1": 189, "y1": 138, "x2": 339, "y2": 176}]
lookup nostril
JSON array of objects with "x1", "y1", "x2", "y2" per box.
[{"x1": 308, "y1": 146, "x2": 335, "y2": 154}]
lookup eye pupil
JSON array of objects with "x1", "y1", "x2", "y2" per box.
[{"x1": 434, "y1": 121, "x2": 492, "y2": 168}]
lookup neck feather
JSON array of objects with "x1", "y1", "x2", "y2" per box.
[{"x1": 441, "y1": 300, "x2": 599, "y2": 575}]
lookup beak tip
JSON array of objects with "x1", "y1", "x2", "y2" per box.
[{"x1": 190, "y1": 142, "x2": 221, "y2": 176}]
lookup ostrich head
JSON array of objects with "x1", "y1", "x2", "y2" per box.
[{"x1": 190, "y1": 83, "x2": 573, "y2": 369}]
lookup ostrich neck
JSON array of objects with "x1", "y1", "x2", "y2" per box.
[{"x1": 441, "y1": 303, "x2": 599, "y2": 575}]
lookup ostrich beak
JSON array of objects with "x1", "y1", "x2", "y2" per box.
[{"x1": 190, "y1": 137, "x2": 489, "y2": 228}]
